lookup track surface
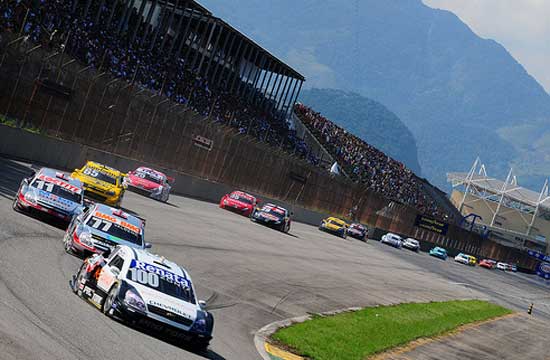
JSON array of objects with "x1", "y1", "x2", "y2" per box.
[{"x1": 0, "y1": 157, "x2": 549, "y2": 360}]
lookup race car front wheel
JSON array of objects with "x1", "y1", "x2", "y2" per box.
[{"x1": 102, "y1": 284, "x2": 119, "y2": 316}]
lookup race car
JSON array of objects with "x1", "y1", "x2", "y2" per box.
[
  {"x1": 496, "y1": 262, "x2": 509, "y2": 271},
  {"x1": 429, "y1": 247, "x2": 448, "y2": 260},
  {"x1": 250, "y1": 203, "x2": 291, "y2": 233},
  {"x1": 346, "y1": 223, "x2": 368, "y2": 241},
  {"x1": 402, "y1": 238, "x2": 420, "y2": 252},
  {"x1": 381, "y1": 232, "x2": 403, "y2": 248},
  {"x1": 219, "y1": 190, "x2": 257, "y2": 217},
  {"x1": 479, "y1": 259, "x2": 497, "y2": 269},
  {"x1": 70, "y1": 245, "x2": 213, "y2": 350},
  {"x1": 455, "y1": 253, "x2": 476, "y2": 266},
  {"x1": 319, "y1": 217, "x2": 349, "y2": 239},
  {"x1": 124, "y1": 167, "x2": 173, "y2": 202},
  {"x1": 13, "y1": 167, "x2": 85, "y2": 224},
  {"x1": 63, "y1": 203, "x2": 150, "y2": 256},
  {"x1": 72, "y1": 161, "x2": 126, "y2": 207}
]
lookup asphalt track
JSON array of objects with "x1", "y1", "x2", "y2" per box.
[{"x1": 0, "y1": 156, "x2": 549, "y2": 360}]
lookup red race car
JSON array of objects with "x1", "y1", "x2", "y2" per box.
[
  {"x1": 479, "y1": 259, "x2": 497, "y2": 269},
  {"x1": 219, "y1": 191, "x2": 257, "y2": 217},
  {"x1": 123, "y1": 167, "x2": 174, "y2": 202}
]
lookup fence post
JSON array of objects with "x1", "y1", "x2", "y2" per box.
[
  {"x1": 73, "y1": 72, "x2": 106, "y2": 140},
  {"x1": 56, "y1": 65, "x2": 93, "y2": 137}
]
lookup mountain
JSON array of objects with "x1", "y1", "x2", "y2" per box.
[
  {"x1": 200, "y1": 0, "x2": 550, "y2": 190},
  {"x1": 299, "y1": 88, "x2": 421, "y2": 173}
]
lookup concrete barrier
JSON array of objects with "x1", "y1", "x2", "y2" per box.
[{"x1": 0, "y1": 124, "x2": 330, "y2": 226}]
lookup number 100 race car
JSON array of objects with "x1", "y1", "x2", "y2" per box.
[{"x1": 71, "y1": 245, "x2": 214, "y2": 350}]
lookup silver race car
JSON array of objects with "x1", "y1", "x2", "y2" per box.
[
  {"x1": 13, "y1": 167, "x2": 85, "y2": 224},
  {"x1": 71, "y1": 245, "x2": 213, "y2": 350}
]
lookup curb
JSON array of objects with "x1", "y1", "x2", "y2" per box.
[{"x1": 254, "y1": 307, "x2": 363, "y2": 360}]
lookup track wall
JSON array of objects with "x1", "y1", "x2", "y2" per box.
[{"x1": 0, "y1": 35, "x2": 538, "y2": 270}]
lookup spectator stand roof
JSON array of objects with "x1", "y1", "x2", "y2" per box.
[{"x1": 448, "y1": 157, "x2": 550, "y2": 238}]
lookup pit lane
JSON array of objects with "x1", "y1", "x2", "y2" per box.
[{"x1": 0, "y1": 156, "x2": 549, "y2": 360}]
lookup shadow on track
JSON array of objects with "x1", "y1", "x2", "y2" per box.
[{"x1": 0, "y1": 156, "x2": 35, "y2": 200}]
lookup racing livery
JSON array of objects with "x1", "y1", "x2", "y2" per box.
[
  {"x1": 13, "y1": 168, "x2": 85, "y2": 223},
  {"x1": 347, "y1": 223, "x2": 367, "y2": 241},
  {"x1": 63, "y1": 203, "x2": 150, "y2": 256},
  {"x1": 124, "y1": 167, "x2": 173, "y2": 202},
  {"x1": 72, "y1": 161, "x2": 126, "y2": 207},
  {"x1": 381, "y1": 232, "x2": 403, "y2": 248},
  {"x1": 219, "y1": 190, "x2": 257, "y2": 217},
  {"x1": 319, "y1": 217, "x2": 348, "y2": 239},
  {"x1": 479, "y1": 259, "x2": 496, "y2": 269},
  {"x1": 429, "y1": 247, "x2": 448, "y2": 260},
  {"x1": 402, "y1": 238, "x2": 420, "y2": 252},
  {"x1": 71, "y1": 246, "x2": 213, "y2": 350},
  {"x1": 455, "y1": 253, "x2": 476, "y2": 266},
  {"x1": 250, "y1": 203, "x2": 291, "y2": 233}
]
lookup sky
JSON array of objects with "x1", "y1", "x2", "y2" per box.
[{"x1": 423, "y1": 0, "x2": 550, "y2": 93}]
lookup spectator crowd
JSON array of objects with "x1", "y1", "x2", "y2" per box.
[
  {"x1": 295, "y1": 104, "x2": 446, "y2": 218},
  {"x1": 1, "y1": 1, "x2": 446, "y2": 218},
  {"x1": 0, "y1": 0, "x2": 311, "y2": 157}
]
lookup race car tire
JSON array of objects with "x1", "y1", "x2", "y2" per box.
[
  {"x1": 192, "y1": 339, "x2": 210, "y2": 353},
  {"x1": 72, "y1": 263, "x2": 86, "y2": 294},
  {"x1": 102, "y1": 283, "x2": 120, "y2": 316},
  {"x1": 12, "y1": 196, "x2": 21, "y2": 212},
  {"x1": 63, "y1": 232, "x2": 74, "y2": 254}
]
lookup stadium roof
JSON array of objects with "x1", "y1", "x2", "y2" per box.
[
  {"x1": 448, "y1": 172, "x2": 550, "y2": 209},
  {"x1": 192, "y1": 0, "x2": 305, "y2": 81}
]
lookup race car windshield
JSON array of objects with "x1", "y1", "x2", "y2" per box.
[
  {"x1": 86, "y1": 216, "x2": 142, "y2": 245},
  {"x1": 83, "y1": 167, "x2": 117, "y2": 185},
  {"x1": 230, "y1": 193, "x2": 253, "y2": 204},
  {"x1": 31, "y1": 179, "x2": 81, "y2": 203},
  {"x1": 126, "y1": 262, "x2": 195, "y2": 304},
  {"x1": 328, "y1": 220, "x2": 344, "y2": 226},
  {"x1": 137, "y1": 171, "x2": 163, "y2": 184},
  {"x1": 262, "y1": 208, "x2": 285, "y2": 218}
]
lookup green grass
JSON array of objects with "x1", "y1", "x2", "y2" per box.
[
  {"x1": 0, "y1": 114, "x2": 41, "y2": 133},
  {"x1": 271, "y1": 300, "x2": 512, "y2": 360}
]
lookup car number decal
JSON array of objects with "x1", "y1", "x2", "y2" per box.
[{"x1": 130, "y1": 260, "x2": 189, "y2": 289}]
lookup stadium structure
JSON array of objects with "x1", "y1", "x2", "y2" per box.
[
  {"x1": 448, "y1": 158, "x2": 550, "y2": 255},
  {"x1": 75, "y1": 0, "x2": 305, "y2": 119}
]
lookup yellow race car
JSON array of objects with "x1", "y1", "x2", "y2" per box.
[
  {"x1": 71, "y1": 161, "x2": 126, "y2": 207},
  {"x1": 319, "y1": 216, "x2": 349, "y2": 239}
]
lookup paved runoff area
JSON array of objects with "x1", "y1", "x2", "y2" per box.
[{"x1": 0, "y1": 156, "x2": 549, "y2": 360}]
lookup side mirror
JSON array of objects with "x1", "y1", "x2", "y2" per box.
[
  {"x1": 22, "y1": 178, "x2": 29, "y2": 185},
  {"x1": 198, "y1": 300, "x2": 207, "y2": 308},
  {"x1": 144, "y1": 243, "x2": 152, "y2": 249}
]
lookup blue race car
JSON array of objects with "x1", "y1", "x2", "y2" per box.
[
  {"x1": 429, "y1": 247, "x2": 448, "y2": 260},
  {"x1": 63, "y1": 203, "x2": 151, "y2": 256},
  {"x1": 13, "y1": 168, "x2": 85, "y2": 224}
]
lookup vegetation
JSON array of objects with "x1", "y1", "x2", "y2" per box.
[
  {"x1": 0, "y1": 114, "x2": 41, "y2": 134},
  {"x1": 272, "y1": 300, "x2": 511, "y2": 360}
]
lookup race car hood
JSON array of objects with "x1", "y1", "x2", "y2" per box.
[
  {"x1": 127, "y1": 175, "x2": 162, "y2": 191},
  {"x1": 347, "y1": 228, "x2": 364, "y2": 234},
  {"x1": 24, "y1": 187, "x2": 82, "y2": 214},
  {"x1": 226, "y1": 198, "x2": 252, "y2": 209},
  {"x1": 257, "y1": 212, "x2": 282, "y2": 222},
  {"x1": 78, "y1": 175, "x2": 116, "y2": 192},
  {"x1": 131, "y1": 282, "x2": 198, "y2": 325},
  {"x1": 325, "y1": 223, "x2": 344, "y2": 231}
]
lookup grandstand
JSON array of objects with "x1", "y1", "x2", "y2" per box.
[
  {"x1": 1, "y1": 0, "x2": 305, "y2": 150},
  {"x1": 448, "y1": 158, "x2": 550, "y2": 255}
]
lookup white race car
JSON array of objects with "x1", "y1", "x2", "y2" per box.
[{"x1": 71, "y1": 245, "x2": 213, "y2": 350}]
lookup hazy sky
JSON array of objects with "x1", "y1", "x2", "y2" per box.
[{"x1": 423, "y1": 0, "x2": 550, "y2": 93}]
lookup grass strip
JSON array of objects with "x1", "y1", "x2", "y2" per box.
[{"x1": 271, "y1": 300, "x2": 512, "y2": 360}]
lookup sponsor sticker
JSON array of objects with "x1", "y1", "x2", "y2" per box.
[{"x1": 38, "y1": 174, "x2": 81, "y2": 194}]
